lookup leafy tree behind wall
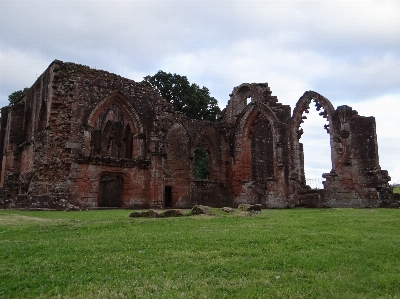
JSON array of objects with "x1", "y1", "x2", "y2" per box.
[
  {"x1": 8, "y1": 88, "x2": 29, "y2": 105},
  {"x1": 142, "y1": 71, "x2": 221, "y2": 121},
  {"x1": 193, "y1": 144, "x2": 210, "y2": 179},
  {"x1": 143, "y1": 71, "x2": 218, "y2": 179}
]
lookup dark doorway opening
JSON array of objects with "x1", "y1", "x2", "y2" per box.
[
  {"x1": 165, "y1": 186, "x2": 172, "y2": 207},
  {"x1": 98, "y1": 174, "x2": 123, "y2": 207}
]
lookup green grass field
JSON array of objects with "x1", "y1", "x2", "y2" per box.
[
  {"x1": 393, "y1": 187, "x2": 400, "y2": 194},
  {"x1": 1, "y1": 208, "x2": 400, "y2": 298}
]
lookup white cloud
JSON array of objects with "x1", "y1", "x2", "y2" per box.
[
  {"x1": 0, "y1": 47, "x2": 49, "y2": 106},
  {"x1": 0, "y1": 0, "x2": 399, "y2": 183}
]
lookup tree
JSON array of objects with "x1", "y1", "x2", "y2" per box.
[
  {"x1": 8, "y1": 88, "x2": 29, "y2": 105},
  {"x1": 193, "y1": 144, "x2": 210, "y2": 179},
  {"x1": 142, "y1": 71, "x2": 221, "y2": 121}
]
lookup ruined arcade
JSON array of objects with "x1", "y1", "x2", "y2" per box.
[{"x1": 0, "y1": 60, "x2": 395, "y2": 209}]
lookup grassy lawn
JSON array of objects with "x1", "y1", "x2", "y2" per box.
[
  {"x1": 393, "y1": 187, "x2": 400, "y2": 194},
  {"x1": 1, "y1": 208, "x2": 400, "y2": 299}
]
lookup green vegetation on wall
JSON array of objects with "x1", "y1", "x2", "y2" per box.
[
  {"x1": 8, "y1": 87, "x2": 29, "y2": 105},
  {"x1": 193, "y1": 144, "x2": 210, "y2": 179}
]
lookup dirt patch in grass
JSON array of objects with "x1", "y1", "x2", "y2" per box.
[{"x1": 0, "y1": 214, "x2": 59, "y2": 226}]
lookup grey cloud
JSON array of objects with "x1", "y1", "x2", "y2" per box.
[{"x1": 1, "y1": 0, "x2": 399, "y2": 182}]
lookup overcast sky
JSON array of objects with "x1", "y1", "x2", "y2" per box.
[{"x1": 1, "y1": 0, "x2": 399, "y2": 185}]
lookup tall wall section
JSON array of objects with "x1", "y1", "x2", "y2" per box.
[{"x1": 0, "y1": 60, "x2": 396, "y2": 209}]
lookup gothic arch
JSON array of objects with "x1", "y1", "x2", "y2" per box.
[
  {"x1": 289, "y1": 91, "x2": 336, "y2": 186},
  {"x1": 84, "y1": 92, "x2": 143, "y2": 158},
  {"x1": 192, "y1": 125, "x2": 221, "y2": 181},
  {"x1": 191, "y1": 125, "x2": 219, "y2": 156},
  {"x1": 86, "y1": 91, "x2": 143, "y2": 134},
  {"x1": 233, "y1": 103, "x2": 278, "y2": 158},
  {"x1": 291, "y1": 91, "x2": 335, "y2": 139},
  {"x1": 232, "y1": 105, "x2": 277, "y2": 186},
  {"x1": 164, "y1": 122, "x2": 190, "y2": 155}
]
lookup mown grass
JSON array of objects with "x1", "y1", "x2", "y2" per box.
[
  {"x1": 393, "y1": 187, "x2": 400, "y2": 194},
  {"x1": 1, "y1": 208, "x2": 400, "y2": 298}
]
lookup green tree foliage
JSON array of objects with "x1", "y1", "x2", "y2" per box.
[
  {"x1": 8, "y1": 88, "x2": 29, "y2": 105},
  {"x1": 143, "y1": 71, "x2": 221, "y2": 121},
  {"x1": 193, "y1": 144, "x2": 210, "y2": 179}
]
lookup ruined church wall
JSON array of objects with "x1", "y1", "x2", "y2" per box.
[
  {"x1": 68, "y1": 163, "x2": 149, "y2": 208},
  {"x1": 49, "y1": 61, "x2": 162, "y2": 207},
  {"x1": 295, "y1": 102, "x2": 392, "y2": 208},
  {"x1": 0, "y1": 60, "x2": 165, "y2": 208},
  {"x1": 0, "y1": 64, "x2": 55, "y2": 201},
  {"x1": 322, "y1": 107, "x2": 390, "y2": 207},
  {"x1": 0, "y1": 107, "x2": 11, "y2": 186},
  {"x1": 230, "y1": 103, "x2": 291, "y2": 208},
  {"x1": 151, "y1": 101, "x2": 232, "y2": 208},
  {"x1": 0, "y1": 60, "x2": 395, "y2": 209},
  {"x1": 188, "y1": 121, "x2": 231, "y2": 207}
]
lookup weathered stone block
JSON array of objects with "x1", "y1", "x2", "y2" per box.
[{"x1": 190, "y1": 205, "x2": 211, "y2": 215}]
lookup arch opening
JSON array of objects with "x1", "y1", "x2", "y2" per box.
[
  {"x1": 299, "y1": 99, "x2": 331, "y2": 189},
  {"x1": 193, "y1": 143, "x2": 210, "y2": 180}
]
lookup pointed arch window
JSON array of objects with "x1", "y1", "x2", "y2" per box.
[
  {"x1": 251, "y1": 115, "x2": 274, "y2": 181},
  {"x1": 90, "y1": 104, "x2": 135, "y2": 159},
  {"x1": 193, "y1": 143, "x2": 210, "y2": 179}
]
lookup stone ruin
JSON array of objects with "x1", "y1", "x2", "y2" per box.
[{"x1": 0, "y1": 60, "x2": 398, "y2": 210}]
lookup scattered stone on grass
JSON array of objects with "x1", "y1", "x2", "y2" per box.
[
  {"x1": 148, "y1": 209, "x2": 160, "y2": 218},
  {"x1": 220, "y1": 207, "x2": 235, "y2": 213},
  {"x1": 129, "y1": 211, "x2": 149, "y2": 218},
  {"x1": 161, "y1": 209, "x2": 184, "y2": 217},
  {"x1": 237, "y1": 204, "x2": 262, "y2": 212},
  {"x1": 129, "y1": 209, "x2": 184, "y2": 218},
  {"x1": 190, "y1": 205, "x2": 211, "y2": 215}
]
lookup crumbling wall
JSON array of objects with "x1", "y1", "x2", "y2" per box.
[
  {"x1": 164, "y1": 123, "x2": 192, "y2": 207},
  {"x1": 227, "y1": 84, "x2": 292, "y2": 208},
  {"x1": 0, "y1": 60, "x2": 395, "y2": 209},
  {"x1": 291, "y1": 97, "x2": 392, "y2": 208}
]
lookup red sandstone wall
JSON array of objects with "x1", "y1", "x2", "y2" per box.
[{"x1": 0, "y1": 61, "x2": 393, "y2": 209}]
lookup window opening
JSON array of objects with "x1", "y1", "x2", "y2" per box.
[
  {"x1": 251, "y1": 116, "x2": 274, "y2": 181},
  {"x1": 246, "y1": 96, "x2": 252, "y2": 106},
  {"x1": 193, "y1": 143, "x2": 210, "y2": 179}
]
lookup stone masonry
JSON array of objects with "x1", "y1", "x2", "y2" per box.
[{"x1": 0, "y1": 60, "x2": 397, "y2": 209}]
